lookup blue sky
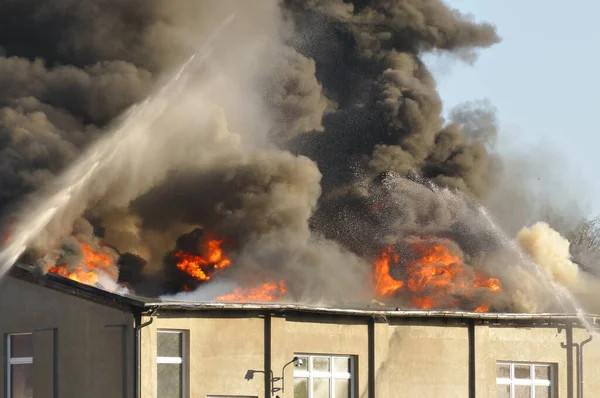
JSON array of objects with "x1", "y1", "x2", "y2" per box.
[{"x1": 426, "y1": 1, "x2": 600, "y2": 216}]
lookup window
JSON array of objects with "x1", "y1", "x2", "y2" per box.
[
  {"x1": 157, "y1": 330, "x2": 187, "y2": 398},
  {"x1": 293, "y1": 354, "x2": 355, "y2": 398},
  {"x1": 7, "y1": 333, "x2": 33, "y2": 398},
  {"x1": 496, "y1": 362, "x2": 555, "y2": 398}
]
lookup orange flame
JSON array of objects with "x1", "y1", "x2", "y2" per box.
[
  {"x1": 373, "y1": 243, "x2": 503, "y2": 312},
  {"x1": 374, "y1": 246, "x2": 404, "y2": 296},
  {"x1": 474, "y1": 304, "x2": 489, "y2": 313},
  {"x1": 48, "y1": 241, "x2": 116, "y2": 286},
  {"x1": 474, "y1": 273, "x2": 502, "y2": 292},
  {"x1": 216, "y1": 281, "x2": 288, "y2": 303},
  {"x1": 173, "y1": 239, "x2": 231, "y2": 281}
]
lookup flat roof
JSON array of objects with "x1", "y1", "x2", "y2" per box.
[
  {"x1": 7, "y1": 264, "x2": 600, "y2": 326},
  {"x1": 148, "y1": 300, "x2": 600, "y2": 325}
]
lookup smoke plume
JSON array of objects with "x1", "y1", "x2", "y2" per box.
[
  {"x1": 516, "y1": 222, "x2": 579, "y2": 287},
  {"x1": 0, "y1": 0, "x2": 595, "y2": 313}
]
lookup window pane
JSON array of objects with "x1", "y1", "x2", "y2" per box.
[
  {"x1": 334, "y1": 357, "x2": 351, "y2": 373},
  {"x1": 515, "y1": 365, "x2": 531, "y2": 379},
  {"x1": 158, "y1": 332, "x2": 182, "y2": 358},
  {"x1": 535, "y1": 385, "x2": 551, "y2": 398},
  {"x1": 313, "y1": 357, "x2": 330, "y2": 372},
  {"x1": 10, "y1": 335, "x2": 33, "y2": 358},
  {"x1": 535, "y1": 365, "x2": 550, "y2": 380},
  {"x1": 313, "y1": 378, "x2": 330, "y2": 398},
  {"x1": 515, "y1": 385, "x2": 531, "y2": 398},
  {"x1": 335, "y1": 378, "x2": 350, "y2": 398},
  {"x1": 496, "y1": 384, "x2": 510, "y2": 398},
  {"x1": 496, "y1": 364, "x2": 510, "y2": 378},
  {"x1": 296, "y1": 356, "x2": 308, "y2": 371},
  {"x1": 294, "y1": 377, "x2": 308, "y2": 398},
  {"x1": 157, "y1": 363, "x2": 182, "y2": 398},
  {"x1": 11, "y1": 364, "x2": 33, "y2": 398}
]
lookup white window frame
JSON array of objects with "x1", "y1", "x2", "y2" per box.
[
  {"x1": 6, "y1": 333, "x2": 34, "y2": 398},
  {"x1": 157, "y1": 330, "x2": 188, "y2": 398},
  {"x1": 496, "y1": 362, "x2": 555, "y2": 398},
  {"x1": 293, "y1": 354, "x2": 355, "y2": 398}
]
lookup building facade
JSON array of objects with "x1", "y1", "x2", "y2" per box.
[{"x1": 1, "y1": 265, "x2": 599, "y2": 398}]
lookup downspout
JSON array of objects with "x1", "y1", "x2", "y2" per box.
[
  {"x1": 579, "y1": 334, "x2": 593, "y2": 398},
  {"x1": 134, "y1": 309, "x2": 156, "y2": 398},
  {"x1": 574, "y1": 343, "x2": 580, "y2": 398}
]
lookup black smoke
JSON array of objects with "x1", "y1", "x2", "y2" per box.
[{"x1": 2, "y1": 0, "x2": 572, "y2": 312}]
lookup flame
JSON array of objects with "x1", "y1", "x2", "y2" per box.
[
  {"x1": 216, "y1": 281, "x2": 288, "y2": 303},
  {"x1": 48, "y1": 265, "x2": 100, "y2": 285},
  {"x1": 405, "y1": 244, "x2": 464, "y2": 293},
  {"x1": 173, "y1": 239, "x2": 231, "y2": 281},
  {"x1": 48, "y1": 241, "x2": 115, "y2": 286},
  {"x1": 474, "y1": 304, "x2": 489, "y2": 313},
  {"x1": 474, "y1": 273, "x2": 502, "y2": 292},
  {"x1": 374, "y1": 246, "x2": 404, "y2": 296},
  {"x1": 373, "y1": 243, "x2": 503, "y2": 312}
]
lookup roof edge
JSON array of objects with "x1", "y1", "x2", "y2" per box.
[
  {"x1": 8, "y1": 264, "x2": 148, "y2": 311},
  {"x1": 7, "y1": 264, "x2": 600, "y2": 325},
  {"x1": 146, "y1": 301, "x2": 600, "y2": 324}
]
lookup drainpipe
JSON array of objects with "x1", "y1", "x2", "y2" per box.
[
  {"x1": 579, "y1": 334, "x2": 593, "y2": 398},
  {"x1": 134, "y1": 310, "x2": 155, "y2": 398},
  {"x1": 574, "y1": 343, "x2": 580, "y2": 398}
]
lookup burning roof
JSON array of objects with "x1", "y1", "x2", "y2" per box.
[
  {"x1": 10, "y1": 262, "x2": 600, "y2": 329},
  {"x1": 0, "y1": 0, "x2": 598, "y2": 315}
]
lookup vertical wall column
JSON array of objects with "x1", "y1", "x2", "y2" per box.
[
  {"x1": 560, "y1": 323, "x2": 575, "y2": 398},
  {"x1": 468, "y1": 320, "x2": 475, "y2": 398},
  {"x1": 264, "y1": 312, "x2": 272, "y2": 398},
  {"x1": 367, "y1": 318, "x2": 375, "y2": 398}
]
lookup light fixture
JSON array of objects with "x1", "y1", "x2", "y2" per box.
[{"x1": 271, "y1": 356, "x2": 302, "y2": 395}]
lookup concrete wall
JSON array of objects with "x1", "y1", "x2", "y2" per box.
[
  {"x1": 141, "y1": 313, "x2": 600, "y2": 398},
  {"x1": 141, "y1": 312, "x2": 266, "y2": 398},
  {"x1": 476, "y1": 323, "x2": 600, "y2": 398},
  {"x1": 0, "y1": 275, "x2": 135, "y2": 398},
  {"x1": 142, "y1": 312, "x2": 370, "y2": 398},
  {"x1": 373, "y1": 318, "x2": 470, "y2": 398},
  {"x1": 272, "y1": 313, "x2": 369, "y2": 398},
  {"x1": 3, "y1": 274, "x2": 600, "y2": 398}
]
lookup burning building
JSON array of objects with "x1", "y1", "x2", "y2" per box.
[
  {"x1": 1, "y1": 264, "x2": 600, "y2": 398},
  {"x1": 1, "y1": 0, "x2": 600, "y2": 397},
  {"x1": 1, "y1": 0, "x2": 597, "y2": 313}
]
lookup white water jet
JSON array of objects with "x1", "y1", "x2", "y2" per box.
[
  {"x1": 475, "y1": 205, "x2": 598, "y2": 335},
  {"x1": 0, "y1": 15, "x2": 235, "y2": 280}
]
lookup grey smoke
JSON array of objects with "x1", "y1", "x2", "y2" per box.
[{"x1": 2, "y1": 0, "x2": 589, "y2": 312}]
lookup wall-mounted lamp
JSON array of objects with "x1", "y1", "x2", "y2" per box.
[{"x1": 271, "y1": 356, "x2": 302, "y2": 395}]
